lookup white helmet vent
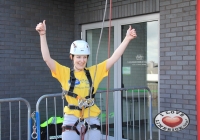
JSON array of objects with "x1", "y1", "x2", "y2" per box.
[{"x1": 70, "y1": 40, "x2": 90, "y2": 55}]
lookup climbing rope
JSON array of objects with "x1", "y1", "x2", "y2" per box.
[
  {"x1": 106, "y1": 0, "x2": 112, "y2": 139},
  {"x1": 87, "y1": 0, "x2": 110, "y2": 139}
]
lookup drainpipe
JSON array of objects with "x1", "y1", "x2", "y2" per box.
[{"x1": 197, "y1": 0, "x2": 200, "y2": 139}]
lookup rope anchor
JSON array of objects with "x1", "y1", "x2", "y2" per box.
[{"x1": 31, "y1": 111, "x2": 38, "y2": 139}]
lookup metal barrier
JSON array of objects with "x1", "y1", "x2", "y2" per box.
[
  {"x1": 0, "y1": 98, "x2": 31, "y2": 140},
  {"x1": 34, "y1": 87, "x2": 152, "y2": 140}
]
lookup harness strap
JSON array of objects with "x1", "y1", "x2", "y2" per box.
[
  {"x1": 88, "y1": 124, "x2": 101, "y2": 131},
  {"x1": 62, "y1": 124, "x2": 101, "y2": 135},
  {"x1": 62, "y1": 125, "x2": 80, "y2": 135},
  {"x1": 84, "y1": 69, "x2": 94, "y2": 96},
  {"x1": 66, "y1": 69, "x2": 95, "y2": 99},
  {"x1": 68, "y1": 104, "x2": 95, "y2": 111},
  {"x1": 63, "y1": 91, "x2": 96, "y2": 100},
  {"x1": 69, "y1": 70, "x2": 76, "y2": 93},
  {"x1": 64, "y1": 69, "x2": 95, "y2": 120}
]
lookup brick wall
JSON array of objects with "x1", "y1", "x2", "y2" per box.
[
  {"x1": 160, "y1": 0, "x2": 197, "y2": 140},
  {"x1": 74, "y1": 0, "x2": 159, "y2": 39},
  {"x1": 0, "y1": 0, "x2": 74, "y2": 139}
]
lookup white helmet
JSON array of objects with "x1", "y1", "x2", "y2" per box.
[{"x1": 70, "y1": 40, "x2": 90, "y2": 55}]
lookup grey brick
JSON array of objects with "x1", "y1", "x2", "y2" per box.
[
  {"x1": 177, "y1": 61, "x2": 188, "y2": 66},
  {"x1": 160, "y1": 37, "x2": 170, "y2": 42},
  {"x1": 183, "y1": 45, "x2": 195, "y2": 50},
  {"x1": 165, "y1": 51, "x2": 176, "y2": 56},
  {"x1": 190, "y1": 0, "x2": 196, "y2": 6},
  {"x1": 160, "y1": 103, "x2": 171, "y2": 108},
  {"x1": 171, "y1": 132, "x2": 184, "y2": 138},
  {"x1": 171, "y1": 37, "x2": 182, "y2": 42},
  {"x1": 189, "y1": 110, "x2": 196, "y2": 115},
  {"x1": 183, "y1": 36, "x2": 196, "y2": 41},
  {"x1": 160, "y1": 1, "x2": 170, "y2": 6},
  {"x1": 188, "y1": 89, "x2": 196, "y2": 94},
  {"x1": 171, "y1": 103, "x2": 183, "y2": 108},
  {"x1": 171, "y1": 75, "x2": 183, "y2": 80},
  {"x1": 166, "y1": 4, "x2": 177, "y2": 10},
  {"x1": 171, "y1": 65, "x2": 182, "y2": 70},
  {"x1": 183, "y1": 105, "x2": 196, "y2": 110},
  {"x1": 189, "y1": 80, "x2": 196, "y2": 85},
  {"x1": 183, "y1": 25, "x2": 195, "y2": 31},
  {"x1": 183, "y1": 75, "x2": 195, "y2": 80},
  {"x1": 166, "y1": 13, "x2": 177, "y2": 19},
  {"x1": 160, "y1": 56, "x2": 171, "y2": 60},
  {"x1": 183, "y1": 66, "x2": 196, "y2": 70},
  {"x1": 189, "y1": 30, "x2": 196, "y2": 35},
  {"x1": 189, "y1": 71, "x2": 196, "y2": 75},
  {"x1": 189, "y1": 51, "x2": 196, "y2": 55},
  {"x1": 177, "y1": 99, "x2": 189, "y2": 104},
  {"x1": 171, "y1": 17, "x2": 183, "y2": 23},
  {"x1": 189, "y1": 100, "x2": 196, "y2": 105},
  {"x1": 177, "y1": 31, "x2": 189, "y2": 36},
  {"x1": 160, "y1": 27, "x2": 170, "y2": 33},
  {"x1": 166, "y1": 42, "x2": 176, "y2": 47},
  {"x1": 171, "y1": 8, "x2": 182, "y2": 13},
  {"x1": 178, "y1": 2, "x2": 190, "y2": 8},
  {"x1": 160, "y1": 9, "x2": 171, "y2": 15},
  {"x1": 177, "y1": 21, "x2": 189, "y2": 27},
  {"x1": 165, "y1": 32, "x2": 176, "y2": 37},
  {"x1": 183, "y1": 56, "x2": 195, "y2": 60},
  {"x1": 188, "y1": 60, "x2": 196, "y2": 65},
  {"x1": 183, "y1": 15, "x2": 196, "y2": 21},
  {"x1": 165, "y1": 98, "x2": 176, "y2": 103},
  {"x1": 177, "y1": 41, "x2": 189, "y2": 46},
  {"x1": 160, "y1": 84, "x2": 171, "y2": 89},
  {"x1": 177, "y1": 80, "x2": 188, "y2": 84},
  {"x1": 183, "y1": 85, "x2": 195, "y2": 90},
  {"x1": 166, "y1": 70, "x2": 176, "y2": 75},
  {"x1": 171, "y1": 85, "x2": 183, "y2": 89},
  {"x1": 165, "y1": 80, "x2": 176, "y2": 84},
  {"x1": 171, "y1": 46, "x2": 183, "y2": 51},
  {"x1": 177, "y1": 51, "x2": 188, "y2": 55}
]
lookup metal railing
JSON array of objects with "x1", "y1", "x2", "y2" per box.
[
  {"x1": 34, "y1": 87, "x2": 152, "y2": 140},
  {"x1": 0, "y1": 98, "x2": 31, "y2": 140}
]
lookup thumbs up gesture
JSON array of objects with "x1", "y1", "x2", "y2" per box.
[
  {"x1": 126, "y1": 25, "x2": 137, "y2": 40},
  {"x1": 35, "y1": 20, "x2": 46, "y2": 35}
]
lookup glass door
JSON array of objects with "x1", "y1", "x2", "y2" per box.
[
  {"x1": 82, "y1": 13, "x2": 159, "y2": 140},
  {"x1": 85, "y1": 27, "x2": 115, "y2": 138},
  {"x1": 121, "y1": 21, "x2": 159, "y2": 140}
]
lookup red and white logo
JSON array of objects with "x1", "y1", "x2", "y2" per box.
[{"x1": 154, "y1": 110, "x2": 190, "y2": 131}]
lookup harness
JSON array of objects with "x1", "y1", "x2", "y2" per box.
[
  {"x1": 62, "y1": 69, "x2": 101, "y2": 136},
  {"x1": 62, "y1": 119, "x2": 101, "y2": 135}
]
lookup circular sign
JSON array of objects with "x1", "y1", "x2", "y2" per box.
[{"x1": 154, "y1": 110, "x2": 190, "y2": 132}]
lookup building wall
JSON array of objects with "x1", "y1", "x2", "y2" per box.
[
  {"x1": 160, "y1": 0, "x2": 197, "y2": 140},
  {"x1": 74, "y1": 0, "x2": 159, "y2": 39},
  {"x1": 0, "y1": 0, "x2": 74, "y2": 139}
]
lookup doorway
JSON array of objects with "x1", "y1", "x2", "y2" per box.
[{"x1": 82, "y1": 13, "x2": 159, "y2": 140}]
